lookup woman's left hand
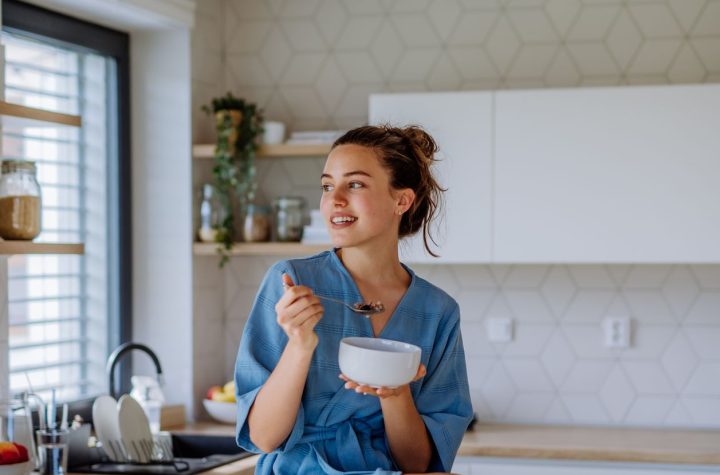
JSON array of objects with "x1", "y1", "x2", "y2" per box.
[{"x1": 339, "y1": 364, "x2": 427, "y2": 398}]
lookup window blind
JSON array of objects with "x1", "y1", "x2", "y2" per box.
[{"x1": 4, "y1": 32, "x2": 112, "y2": 401}]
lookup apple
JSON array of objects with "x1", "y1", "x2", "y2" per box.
[
  {"x1": 0, "y1": 441, "x2": 22, "y2": 465},
  {"x1": 205, "y1": 380, "x2": 236, "y2": 403},
  {"x1": 12, "y1": 443, "x2": 28, "y2": 463},
  {"x1": 206, "y1": 385, "x2": 223, "y2": 400}
]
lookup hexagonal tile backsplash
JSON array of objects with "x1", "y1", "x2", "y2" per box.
[
  {"x1": 200, "y1": 260, "x2": 720, "y2": 428},
  {"x1": 191, "y1": 0, "x2": 720, "y2": 427},
  {"x1": 192, "y1": 0, "x2": 720, "y2": 142}
]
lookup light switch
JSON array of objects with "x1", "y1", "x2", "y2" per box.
[
  {"x1": 603, "y1": 317, "x2": 631, "y2": 348},
  {"x1": 486, "y1": 318, "x2": 513, "y2": 342}
]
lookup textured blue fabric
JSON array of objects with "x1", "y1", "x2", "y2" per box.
[{"x1": 234, "y1": 250, "x2": 473, "y2": 475}]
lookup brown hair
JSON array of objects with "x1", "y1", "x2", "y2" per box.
[{"x1": 332, "y1": 124, "x2": 445, "y2": 257}]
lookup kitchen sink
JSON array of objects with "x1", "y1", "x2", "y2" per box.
[
  {"x1": 169, "y1": 433, "x2": 245, "y2": 458},
  {"x1": 68, "y1": 433, "x2": 253, "y2": 475}
]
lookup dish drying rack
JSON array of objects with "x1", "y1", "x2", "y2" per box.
[
  {"x1": 71, "y1": 429, "x2": 191, "y2": 473},
  {"x1": 104, "y1": 438, "x2": 186, "y2": 466}
]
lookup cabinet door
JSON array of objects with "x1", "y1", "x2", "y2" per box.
[
  {"x1": 369, "y1": 92, "x2": 493, "y2": 263},
  {"x1": 494, "y1": 84, "x2": 720, "y2": 263}
]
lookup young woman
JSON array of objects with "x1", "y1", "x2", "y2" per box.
[{"x1": 234, "y1": 125, "x2": 473, "y2": 474}]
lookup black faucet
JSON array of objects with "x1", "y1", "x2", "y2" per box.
[{"x1": 106, "y1": 342, "x2": 164, "y2": 399}]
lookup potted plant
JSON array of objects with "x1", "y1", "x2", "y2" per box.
[{"x1": 202, "y1": 92, "x2": 263, "y2": 266}]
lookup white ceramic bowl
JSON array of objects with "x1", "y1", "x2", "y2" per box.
[
  {"x1": 338, "y1": 337, "x2": 421, "y2": 388},
  {"x1": 202, "y1": 399, "x2": 236, "y2": 424}
]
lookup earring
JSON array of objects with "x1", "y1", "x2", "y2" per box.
[{"x1": 397, "y1": 209, "x2": 403, "y2": 215}]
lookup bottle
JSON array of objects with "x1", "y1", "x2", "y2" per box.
[
  {"x1": 272, "y1": 196, "x2": 305, "y2": 242},
  {"x1": 198, "y1": 184, "x2": 218, "y2": 242},
  {"x1": 139, "y1": 387, "x2": 162, "y2": 434},
  {"x1": 130, "y1": 376, "x2": 163, "y2": 434},
  {"x1": 0, "y1": 160, "x2": 42, "y2": 240}
]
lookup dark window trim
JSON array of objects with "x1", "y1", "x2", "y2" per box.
[{"x1": 3, "y1": 0, "x2": 132, "y2": 421}]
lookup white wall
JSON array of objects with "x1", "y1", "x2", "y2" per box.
[
  {"x1": 190, "y1": 0, "x2": 720, "y2": 428},
  {"x1": 131, "y1": 29, "x2": 194, "y2": 413}
]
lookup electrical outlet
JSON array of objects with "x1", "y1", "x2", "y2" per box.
[
  {"x1": 486, "y1": 318, "x2": 513, "y2": 342},
  {"x1": 603, "y1": 317, "x2": 631, "y2": 348}
]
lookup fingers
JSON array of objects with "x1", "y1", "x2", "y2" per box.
[
  {"x1": 275, "y1": 283, "x2": 315, "y2": 311},
  {"x1": 277, "y1": 303, "x2": 324, "y2": 336},
  {"x1": 278, "y1": 295, "x2": 323, "y2": 324},
  {"x1": 282, "y1": 273, "x2": 295, "y2": 289},
  {"x1": 292, "y1": 303, "x2": 324, "y2": 327},
  {"x1": 346, "y1": 381, "x2": 379, "y2": 397},
  {"x1": 303, "y1": 313, "x2": 323, "y2": 331},
  {"x1": 275, "y1": 273, "x2": 325, "y2": 343},
  {"x1": 412, "y1": 363, "x2": 427, "y2": 382},
  {"x1": 339, "y1": 368, "x2": 426, "y2": 399},
  {"x1": 338, "y1": 374, "x2": 398, "y2": 398}
]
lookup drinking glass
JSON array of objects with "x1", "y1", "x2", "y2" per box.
[{"x1": 35, "y1": 429, "x2": 68, "y2": 475}]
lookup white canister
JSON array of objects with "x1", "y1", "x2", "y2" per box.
[{"x1": 262, "y1": 121, "x2": 286, "y2": 145}]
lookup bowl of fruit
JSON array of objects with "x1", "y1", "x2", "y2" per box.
[
  {"x1": 0, "y1": 442, "x2": 31, "y2": 475},
  {"x1": 203, "y1": 380, "x2": 236, "y2": 424}
]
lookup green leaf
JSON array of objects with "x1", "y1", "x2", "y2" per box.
[{"x1": 203, "y1": 93, "x2": 264, "y2": 267}]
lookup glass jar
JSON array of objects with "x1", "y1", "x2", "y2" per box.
[
  {"x1": 0, "y1": 399, "x2": 34, "y2": 467},
  {"x1": 272, "y1": 196, "x2": 305, "y2": 242},
  {"x1": 242, "y1": 204, "x2": 270, "y2": 242},
  {"x1": 0, "y1": 160, "x2": 42, "y2": 240}
]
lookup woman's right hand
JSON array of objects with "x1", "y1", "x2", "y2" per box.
[{"x1": 274, "y1": 273, "x2": 324, "y2": 351}]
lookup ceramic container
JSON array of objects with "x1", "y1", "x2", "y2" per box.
[
  {"x1": 202, "y1": 400, "x2": 235, "y2": 424},
  {"x1": 338, "y1": 337, "x2": 421, "y2": 388},
  {"x1": 262, "y1": 121, "x2": 285, "y2": 145}
]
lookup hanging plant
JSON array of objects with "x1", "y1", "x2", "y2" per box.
[{"x1": 202, "y1": 92, "x2": 263, "y2": 266}]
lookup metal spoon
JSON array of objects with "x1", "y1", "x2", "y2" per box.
[{"x1": 316, "y1": 294, "x2": 384, "y2": 317}]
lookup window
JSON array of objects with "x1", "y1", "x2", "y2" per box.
[{"x1": 2, "y1": 0, "x2": 130, "y2": 403}]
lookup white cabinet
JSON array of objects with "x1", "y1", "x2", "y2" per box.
[
  {"x1": 494, "y1": 84, "x2": 720, "y2": 263},
  {"x1": 369, "y1": 92, "x2": 493, "y2": 263},
  {"x1": 453, "y1": 456, "x2": 720, "y2": 475},
  {"x1": 369, "y1": 84, "x2": 720, "y2": 264}
]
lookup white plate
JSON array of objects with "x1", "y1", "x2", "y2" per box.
[
  {"x1": 92, "y1": 395, "x2": 125, "y2": 462},
  {"x1": 117, "y1": 395, "x2": 153, "y2": 463}
]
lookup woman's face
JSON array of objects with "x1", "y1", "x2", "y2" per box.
[{"x1": 320, "y1": 144, "x2": 410, "y2": 250}]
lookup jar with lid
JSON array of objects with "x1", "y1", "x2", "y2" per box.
[
  {"x1": 242, "y1": 203, "x2": 270, "y2": 242},
  {"x1": 272, "y1": 196, "x2": 305, "y2": 242},
  {"x1": 0, "y1": 160, "x2": 42, "y2": 240}
]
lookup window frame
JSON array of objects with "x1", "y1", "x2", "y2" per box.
[{"x1": 2, "y1": 0, "x2": 132, "y2": 421}]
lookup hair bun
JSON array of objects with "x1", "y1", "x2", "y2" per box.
[{"x1": 402, "y1": 125, "x2": 438, "y2": 161}]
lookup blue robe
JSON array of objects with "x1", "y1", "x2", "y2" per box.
[{"x1": 234, "y1": 250, "x2": 473, "y2": 474}]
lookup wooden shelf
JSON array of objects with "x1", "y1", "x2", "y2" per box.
[
  {"x1": 0, "y1": 242, "x2": 85, "y2": 255},
  {"x1": 193, "y1": 143, "x2": 331, "y2": 159},
  {"x1": 0, "y1": 101, "x2": 82, "y2": 127},
  {"x1": 193, "y1": 242, "x2": 330, "y2": 256}
]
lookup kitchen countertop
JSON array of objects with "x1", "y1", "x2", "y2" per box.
[
  {"x1": 458, "y1": 423, "x2": 720, "y2": 465},
  {"x1": 175, "y1": 422, "x2": 720, "y2": 470}
]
